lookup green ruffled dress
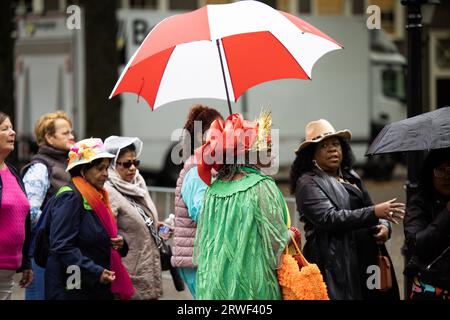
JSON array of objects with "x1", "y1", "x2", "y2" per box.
[{"x1": 193, "y1": 167, "x2": 290, "y2": 300}]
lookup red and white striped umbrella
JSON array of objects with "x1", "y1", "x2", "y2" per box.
[{"x1": 110, "y1": 0, "x2": 343, "y2": 113}]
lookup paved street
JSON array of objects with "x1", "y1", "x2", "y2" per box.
[
  {"x1": 13, "y1": 270, "x2": 193, "y2": 300},
  {"x1": 12, "y1": 165, "x2": 408, "y2": 300}
]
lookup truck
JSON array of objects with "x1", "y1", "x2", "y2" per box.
[{"x1": 14, "y1": 10, "x2": 406, "y2": 185}]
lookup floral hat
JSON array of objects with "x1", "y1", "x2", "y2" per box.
[{"x1": 66, "y1": 138, "x2": 115, "y2": 172}]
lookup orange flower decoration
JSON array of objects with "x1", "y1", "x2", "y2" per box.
[
  {"x1": 83, "y1": 149, "x2": 95, "y2": 161},
  {"x1": 278, "y1": 244, "x2": 329, "y2": 300}
]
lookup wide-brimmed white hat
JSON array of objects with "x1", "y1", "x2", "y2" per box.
[
  {"x1": 104, "y1": 136, "x2": 143, "y2": 168},
  {"x1": 66, "y1": 138, "x2": 115, "y2": 172},
  {"x1": 295, "y1": 119, "x2": 352, "y2": 154}
]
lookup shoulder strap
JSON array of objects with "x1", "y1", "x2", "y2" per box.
[
  {"x1": 425, "y1": 246, "x2": 450, "y2": 271},
  {"x1": 6, "y1": 162, "x2": 19, "y2": 176},
  {"x1": 118, "y1": 189, "x2": 163, "y2": 250}
]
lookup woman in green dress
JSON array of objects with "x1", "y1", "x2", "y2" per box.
[{"x1": 193, "y1": 112, "x2": 291, "y2": 300}]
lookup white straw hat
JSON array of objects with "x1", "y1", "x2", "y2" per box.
[{"x1": 295, "y1": 119, "x2": 352, "y2": 154}]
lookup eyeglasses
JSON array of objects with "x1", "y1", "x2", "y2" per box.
[
  {"x1": 116, "y1": 160, "x2": 140, "y2": 169},
  {"x1": 433, "y1": 167, "x2": 450, "y2": 179}
]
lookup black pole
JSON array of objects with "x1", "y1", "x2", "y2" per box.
[
  {"x1": 401, "y1": 0, "x2": 426, "y2": 300},
  {"x1": 242, "y1": 92, "x2": 248, "y2": 120},
  {"x1": 216, "y1": 39, "x2": 233, "y2": 116}
]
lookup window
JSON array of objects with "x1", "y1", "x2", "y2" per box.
[
  {"x1": 130, "y1": 0, "x2": 157, "y2": 9},
  {"x1": 259, "y1": 0, "x2": 277, "y2": 9},
  {"x1": 352, "y1": 0, "x2": 364, "y2": 15},
  {"x1": 15, "y1": 0, "x2": 33, "y2": 15},
  {"x1": 437, "y1": 79, "x2": 450, "y2": 107},
  {"x1": 170, "y1": 0, "x2": 198, "y2": 10},
  {"x1": 203, "y1": 0, "x2": 233, "y2": 5},
  {"x1": 369, "y1": 0, "x2": 396, "y2": 35},
  {"x1": 44, "y1": 0, "x2": 59, "y2": 11},
  {"x1": 436, "y1": 37, "x2": 450, "y2": 69},
  {"x1": 382, "y1": 68, "x2": 406, "y2": 102},
  {"x1": 315, "y1": 0, "x2": 344, "y2": 15},
  {"x1": 298, "y1": 0, "x2": 311, "y2": 14},
  {"x1": 67, "y1": 0, "x2": 82, "y2": 5},
  {"x1": 277, "y1": 0, "x2": 290, "y2": 12}
]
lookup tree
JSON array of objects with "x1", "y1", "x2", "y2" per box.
[
  {"x1": 0, "y1": 0, "x2": 17, "y2": 163},
  {"x1": 83, "y1": 0, "x2": 121, "y2": 139}
]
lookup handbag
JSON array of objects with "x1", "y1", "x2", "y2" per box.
[
  {"x1": 277, "y1": 205, "x2": 328, "y2": 300},
  {"x1": 278, "y1": 234, "x2": 329, "y2": 300},
  {"x1": 159, "y1": 239, "x2": 172, "y2": 271},
  {"x1": 377, "y1": 247, "x2": 392, "y2": 291}
]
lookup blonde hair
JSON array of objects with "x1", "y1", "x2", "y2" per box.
[{"x1": 35, "y1": 111, "x2": 72, "y2": 146}]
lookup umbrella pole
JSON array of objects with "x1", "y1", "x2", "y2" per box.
[{"x1": 216, "y1": 39, "x2": 233, "y2": 116}]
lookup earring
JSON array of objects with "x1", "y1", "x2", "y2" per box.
[{"x1": 313, "y1": 159, "x2": 323, "y2": 171}]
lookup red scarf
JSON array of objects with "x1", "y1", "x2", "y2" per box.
[{"x1": 72, "y1": 177, "x2": 134, "y2": 300}]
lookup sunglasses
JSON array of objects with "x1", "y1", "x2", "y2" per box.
[
  {"x1": 116, "y1": 160, "x2": 140, "y2": 169},
  {"x1": 433, "y1": 167, "x2": 450, "y2": 179}
]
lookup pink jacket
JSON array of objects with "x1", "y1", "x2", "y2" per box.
[{"x1": 171, "y1": 156, "x2": 197, "y2": 268}]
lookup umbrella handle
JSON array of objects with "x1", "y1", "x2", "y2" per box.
[{"x1": 216, "y1": 39, "x2": 233, "y2": 116}]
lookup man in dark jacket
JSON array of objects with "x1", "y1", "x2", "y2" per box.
[{"x1": 404, "y1": 148, "x2": 450, "y2": 299}]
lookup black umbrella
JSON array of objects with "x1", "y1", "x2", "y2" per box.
[{"x1": 366, "y1": 106, "x2": 450, "y2": 155}]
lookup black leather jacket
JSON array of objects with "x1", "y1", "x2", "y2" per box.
[
  {"x1": 295, "y1": 168, "x2": 388, "y2": 300},
  {"x1": 0, "y1": 163, "x2": 32, "y2": 271},
  {"x1": 404, "y1": 190, "x2": 450, "y2": 289}
]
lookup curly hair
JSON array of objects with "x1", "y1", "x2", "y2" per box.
[
  {"x1": 183, "y1": 104, "x2": 222, "y2": 155},
  {"x1": 34, "y1": 111, "x2": 72, "y2": 146},
  {"x1": 419, "y1": 148, "x2": 450, "y2": 199},
  {"x1": 289, "y1": 137, "x2": 355, "y2": 194}
]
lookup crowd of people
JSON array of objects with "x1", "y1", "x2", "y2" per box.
[{"x1": 0, "y1": 107, "x2": 448, "y2": 300}]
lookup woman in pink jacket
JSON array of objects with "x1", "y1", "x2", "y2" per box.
[
  {"x1": 172, "y1": 104, "x2": 222, "y2": 299},
  {"x1": 0, "y1": 112, "x2": 33, "y2": 300}
]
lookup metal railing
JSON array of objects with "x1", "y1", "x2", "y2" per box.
[
  {"x1": 148, "y1": 186, "x2": 301, "y2": 229},
  {"x1": 148, "y1": 186, "x2": 176, "y2": 220}
]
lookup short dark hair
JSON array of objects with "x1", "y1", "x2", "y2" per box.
[
  {"x1": 69, "y1": 158, "x2": 108, "y2": 178},
  {"x1": 419, "y1": 148, "x2": 450, "y2": 199},
  {"x1": 118, "y1": 143, "x2": 136, "y2": 159},
  {"x1": 289, "y1": 137, "x2": 354, "y2": 194}
]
